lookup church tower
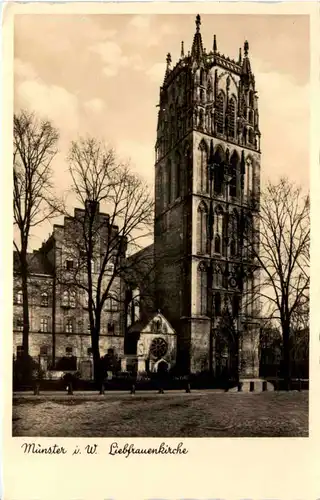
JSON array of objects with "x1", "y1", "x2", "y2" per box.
[{"x1": 154, "y1": 15, "x2": 261, "y2": 379}]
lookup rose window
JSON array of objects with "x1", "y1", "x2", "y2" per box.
[{"x1": 150, "y1": 337, "x2": 168, "y2": 360}]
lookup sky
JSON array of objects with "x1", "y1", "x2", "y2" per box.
[{"x1": 14, "y1": 13, "x2": 310, "y2": 250}]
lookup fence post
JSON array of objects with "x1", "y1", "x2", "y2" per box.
[
  {"x1": 185, "y1": 382, "x2": 191, "y2": 393},
  {"x1": 99, "y1": 383, "x2": 105, "y2": 395},
  {"x1": 130, "y1": 384, "x2": 136, "y2": 395},
  {"x1": 67, "y1": 382, "x2": 73, "y2": 395}
]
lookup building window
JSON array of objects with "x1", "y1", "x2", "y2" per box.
[
  {"x1": 197, "y1": 203, "x2": 208, "y2": 255},
  {"x1": 228, "y1": 97, "x2": 236, "y2": 139},
  {"x1": 66, "y1": 259, "x2": 74, "y2": 271},
  {"x1": 198, "y1": 263, "x2": 208, "y2": 315},
  {"x1": 62, "y1": 290, "x2": 69, "y2": 307},
  {"x1": 229, "y1": 152, "x2": 238, "y2": 198},
  {"x1": 65, "y1": 319, "x2": 73, "y2": 334},
  {"x1": 106, "y1": 294, "x2": 118, "y2": 312},
  {"x1": 199, "y1": 141, "x2": 208, "y2": 192},
  {"x1": 107, "y1": 322, "x2": 115, "y2": 334},
  {"x1": 66, "y1": 346, "x2": 73, "y2": 355},
  {"x1": 69, "y1": 291, "x2": 76, "y2": 308},
  {"x1": 41, "y1": 292, "x2": 49, "y2": 307},
  {"x1": 17, "y1": 345, "x2": 23, "y2": 357},
  {"x1": 106, "y1": 258, "x2": 115, "y2": 275},
  {"x1": 40, "y1": 345, "x2": 48, "y2": 356},
  {"x1": 40, "y1": 317, "x2": 48, "y2": 333},
  {"x1": 213, "y1": 148, "x2": 224, "y2": 194},
  {"x1": 248, "y1": 129, "x2": 254, "y2": 145},
  {"x1": 249, "y1": 90, "x2": 254, "y2": 107},
  {"x1": 16, "y1": 289, "x2": 23, "y2": 305},
  {"x1": 216, "y1": 91, "x2": 225, "y2": 135},
  {"x1": 214, "y1": 293, "x2": 221, "y2": 316},
  {"x1": 232, "y1": 295, "x2": 240, "y2": 317},
  {"x1": 230, "y1": 239, "x2": 236, "y2": 257},
  {"x1": 16, "y1": 317, "x2": 23, "y2": 331},
  {"x1": 214, "y1": 234, "x2": 221, "y2": 254}
]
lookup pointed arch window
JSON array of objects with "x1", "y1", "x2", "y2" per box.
[
  {"x1": 213, "y1": 148, "x2": 224, "y2": 195},
  {"x1": 232, "y1": 294, "x2": 240, "y2": 317},
  {"x1": 198, "y1": 262, "x2": 208, "y2": 315},
  {"x1": 214, "y1": 234, "x2": 221, "y2": 254},
  {"x1": 197, "y1": 203, "x2": 208, "y2": 254},
  {"x1": 230, "y1": 239, "x2": 236, "y2": 257},
  {"x1": 245, "y1": 158, "x2": 254, "y2": 198},
  {"x1": 199, "y1": 141, "x2": 208, "y2": 192},
  {"x1": 248, "y1": 129, "x2": 254, "y2": 145},
  {"x1": 228, "y1": 96, "x2": 237, "y2": 140},
  {"x1": 199, "y1": 109, "x2": 204, "y2": 129},
  {"x1": 230, "y1": 151, "x2": 239, "y2": 198},
  {"x1": 214, "y1": 206, "x2": 223, "y2": 254},
  {"x1": 214, "y1": 293, "x2": 221, "y2": 316},
  {"x1": 216, "y1": 91, "x2": 225, "y2": 135},
  {"x1": 213, "y1": 264, "x2": 223, "y2": 288}
]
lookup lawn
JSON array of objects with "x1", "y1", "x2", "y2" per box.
[{"x1": 12, "y1": 391, "x2": 308, "y2": 438}]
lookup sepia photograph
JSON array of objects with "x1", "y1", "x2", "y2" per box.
[{"x1": 12, "y1": 10, "x2": 310, "y2": 438}]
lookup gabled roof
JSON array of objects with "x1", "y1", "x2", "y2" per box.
[{"x1": 128, "y1": 311, "x2": 175, "y2": 336}]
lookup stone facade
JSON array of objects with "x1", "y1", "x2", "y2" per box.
[
  {"x1": 13, "y1": 204, "x2": 125, "y2": 379},
  {"x1": 153, "y1": 15, "x2": 261, "y2": 377}
]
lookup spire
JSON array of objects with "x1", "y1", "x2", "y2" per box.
[
  {"x1": 213, "y1": 34, "x2": 217, "y2": 53},
  {"x1": 196, "y1": 13, "x2": 201, "y2": 32},
  {"x1": 181, "y1": 41, "x2": 184, "y2": 58},
  {"x1": 164, "y1": 52, "x2": 172, "y2": 80},
  {"x1": 242, "y1": 39, "x2": 252, "y2": 77},
  {"x1": 244, "y1": 40, "x2": 249, "y2": 57},
  {"x1": 191, "y1": 14, "x2": 204, "y2": 61},
  {"x1": 238, "y1": 47, "x2": 242, "y2": 63}
]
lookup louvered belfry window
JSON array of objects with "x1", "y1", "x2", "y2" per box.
[{"x1": 216, "y1": 92, "x2": 225, "y2": 134}]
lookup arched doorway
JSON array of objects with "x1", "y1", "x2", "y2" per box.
[
  {"x1": 215, "y1": 313, "x2": 239, "y2": 384},
  {"x1": 157, "y1": 360, "x2": 169, "y2": 375}
]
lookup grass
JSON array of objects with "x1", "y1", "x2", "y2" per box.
[{"x1": 12, "y1": 391, "x2": 308, "y2": 438}]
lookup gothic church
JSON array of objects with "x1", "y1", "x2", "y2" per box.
[{"x1": 152, "y1": 15, "x2": 261, "y2": 379}]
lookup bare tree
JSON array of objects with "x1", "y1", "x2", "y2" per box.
[
  {"x1": 13, "y1": 110, "x2": 60, "y2": 362},
  {"x1": 246, "y1": 177, "x2": 309, "y2": 388},
  {"x1": 62, "y1": 137, "x2": 154, "y2": 383}
]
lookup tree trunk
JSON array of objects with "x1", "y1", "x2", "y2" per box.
[
  {"x1": 91, "y1": 326, "x2": 102, "y2": 387},
  {"x1": 20, "y1": 252, "x2": 30, "y2": 360},
  {"x1": 282, "y1": 323, "x2": 291, "y2": 391}
]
